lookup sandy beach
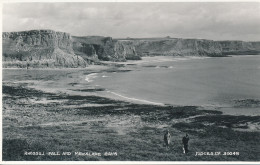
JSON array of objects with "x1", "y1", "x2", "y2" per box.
[{"x1": 2, "y1": 56, "x2": 260, "y2": 161}]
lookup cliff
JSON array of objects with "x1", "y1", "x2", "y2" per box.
[
  {"x1": 118, "y1": 38, "x2": 223, "y2": 57},
  {"x1": 72, "y1": 36, "x2": 138, "y2": 62},
  {"x1": 217, "y1": 41, "x2": 260, "y2": 55},
  {"x1": 72, "y1": 37, "x2": 260, "y2": 64},
  {"x1": 2, "y1": 30, "x2": 260, "y2": 68},
  {"x1": 2, "y1": 30, "x2": 87, "y2": 68}
]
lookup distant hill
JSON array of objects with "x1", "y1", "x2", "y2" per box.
[{"x1": 2, "y1": 30, "x2": 260, "y2": 68}]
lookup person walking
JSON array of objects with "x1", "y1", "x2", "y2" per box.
[
  {"x1": 182, "y1": 133, "x2": 189, "y2": 154},
  {"x1": 164, "y1": 129, "x2": 171, "y2": 149}
]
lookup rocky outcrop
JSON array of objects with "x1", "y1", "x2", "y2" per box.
[
  {"x1": 3, "y1": 30, "x2": 87, "y2": 68},
  {"x1": 217, "y1": 41, "x2": 260, "y2": 55},
  {"x1": 72, "y1": 41, "x2": 99, "y2": 63},
  {"x1": 72, "y1": 37, "x2": 224, "y2": 63},
  {"x1": 72, "y1": 36, "x2": 138, "y2": 62},
  {"x1": 118, "y1": 38, "x2": 223, "y2": 57},
  {"x1": 2, "y1": 29, "x2": 260, "y2": 68},
  {"x1": 72, "y1": 37, "x2": 260, "y2": 63}
]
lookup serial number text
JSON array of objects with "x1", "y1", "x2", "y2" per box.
[{"x1": 195, "y1": 152, "x2": 240, "y2": 156}]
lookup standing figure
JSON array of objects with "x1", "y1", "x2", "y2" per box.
[
  {"x1": 182, "y1": 134, "x2": 190, "y2": 154},
  {"x1": 164, "y1": 129, "x2": 171, "y2": 149}
]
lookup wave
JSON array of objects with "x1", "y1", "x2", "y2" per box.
[
  {"x1": 107, "y1": 91, "x2": 164, "y2": 105},
  {"x1": 85, "y1": 73, "x2": 98, "y2": 82}
]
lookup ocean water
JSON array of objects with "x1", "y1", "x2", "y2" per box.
[
  {"x1": 92, "y1": 56, "x2": 260, "y2": 114},
  {"x1": 3, "y1": 55, "x2": 260, "y2": 115}
]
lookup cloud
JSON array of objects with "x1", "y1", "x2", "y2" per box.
[{"x1": 3, "y1": 2, "x2": 260, "y2": 41}]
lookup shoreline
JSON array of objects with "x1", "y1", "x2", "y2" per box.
[
  {"x1": 2, "y1": 55, "x2": 213, "y2": 70},
  {"x1": 2, "y1": 72, "x2": 260, "y2": 161},
  {"x1": 3, "y1": 55, "x2": 260, "y2": 116},
  {"x1": 106, "y1": 90, "x2": 165, "y2": 106},
  {"x1": 3, "y1": 80, "x2": 260, "y2": 132},
  {"x1": 3, "y1": 55, "x2": 260, "y2": 70}
]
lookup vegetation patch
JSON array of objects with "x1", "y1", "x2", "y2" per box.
[
  {"x1": 193, "y1": 115, "x2": 260, "y2": 128},
  {"x1": 233, "y1": 99, "x2": 260, "y2": 108},
  {"x1": 3, "y1": 78, "x2": 260, "y2": 161},
  {"x1": 70, "y1": 88, "x2": 105, "y2": 92}
]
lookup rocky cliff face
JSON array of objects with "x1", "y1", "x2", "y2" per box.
[
  {"x1": 217, "y1": 41, "x2": 260, "y2": 55},
  {"x1": 72, "y1": 37, "x2": 260, "y2": 64},
  {"x1": 118, "y1": 38, "x2": 223, "y2": 57},
  {"x1": 72, "y1": 36, "x2": 138, "y2": 62},
  {"x1": 3, "y1": 30, "x2": 87, "y2": 68},
  {"x1": 2, "y1": 30, "x2": 260, "y2": 68}
]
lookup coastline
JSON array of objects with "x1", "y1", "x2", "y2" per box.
[
  {"x1": 3, "y1": 79, "x2": 260, "y2": 161},
  {"x1": 2, "y1": 56, "x2": 260, "y2": 161},
  {"x1": 3, "y1": 55, "x2": 260, "y2": 114},
  {"x1": 2, "y1": 2, "x2": 260, "y2": 162}
]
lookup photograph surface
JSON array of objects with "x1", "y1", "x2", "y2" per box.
[{"x1": 2, "y1": 2, "x2": 260, "y2": 162}]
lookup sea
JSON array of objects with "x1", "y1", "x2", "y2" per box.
[
  {"x1": 3, "y1": 55, "x2": 260, "y2": 115},
  {"x1": 92, "y1": 55, "x2": 260, "y2": 115}
]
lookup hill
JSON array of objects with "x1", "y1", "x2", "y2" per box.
[{"x1": 2, "y1": 30, "x2": 260, "y2": 68}]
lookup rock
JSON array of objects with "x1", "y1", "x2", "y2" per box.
[
  {"x1": 119, "y1": 38, "x2": 223, "y2": 57},
  {"x1": 3, "y1": 30, "x2": 87, "y2": 68},
  {"x1": 217, "y1": 41, "x2": 260, "y2": 55},
  {"x1": 2, "y1": 29, "x2": 260, "y2": 68},
  {"x1": 72, "y1": 36, "x2": 138, "y2": 62}
]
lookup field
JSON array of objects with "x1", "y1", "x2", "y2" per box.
[{"x1": 2, "y1": 66, "x2": 260, "y2": 161}]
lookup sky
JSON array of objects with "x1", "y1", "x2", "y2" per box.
[{"x1": 2, "y1": 2, "x2": 260, "y2": 41}]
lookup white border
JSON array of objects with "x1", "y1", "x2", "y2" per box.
[
  {"x1": 2, "y1": 161, "x2": 260, "y2": 164},
  {"x1": 1, "y1": 0, "x2": 260, "y2": 164}
]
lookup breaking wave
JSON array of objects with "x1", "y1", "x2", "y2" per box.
[
  {"x1": 107, "y1": 91, "x2": 164, "y2": 105},
  {"x1": 85, "y1": 73, "x2": 97, "y2": 82}
]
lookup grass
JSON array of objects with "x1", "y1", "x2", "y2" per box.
[
  {"x1": 193, "y1": 115, "x2": 260, "y2": 128},
  {"x1": 2, "y1": 81, "x2": 260, "y2": 161},
  {"x1": 172, "y1": 122, "x2": 259, "y2": 161},
  {"x1": 233, "y1": 99, "x2": 260, "y2": 108}
]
